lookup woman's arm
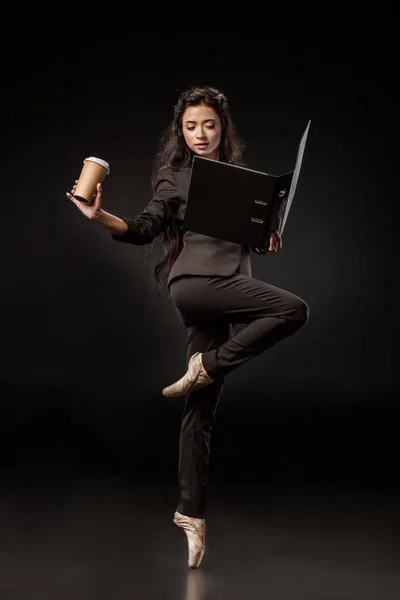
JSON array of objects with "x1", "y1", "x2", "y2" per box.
[
  {"x1": 67, "y1": 168, "x2": 179, "y2": 245},
  {"x1": 91, "y1": 209, "x2": 128, "y2": 235},
  {"x1": 108, "y1": 169, "x2": 179, "y2": 245}
]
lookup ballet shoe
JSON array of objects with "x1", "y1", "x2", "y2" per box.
[
  {"x1": 173, "y1": 510, "x2": 206, "y2": 568},
  {"x1": 162, "y1": 352, "x2": 214, "y2": 398}
]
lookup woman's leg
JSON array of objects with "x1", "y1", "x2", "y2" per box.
[
  {"x1": 175, "y1": 320, "x2": 232, "y2": 518},
  {"x1": 170, "y1": 273, "x2": 309, "y2": 382},
  {"x1": 168, "y1": 273, "x2": 309, "y2": 567}
]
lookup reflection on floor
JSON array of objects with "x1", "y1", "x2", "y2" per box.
[{"x1": 0, "y1": 456, "x2": 399, "y2": 600}]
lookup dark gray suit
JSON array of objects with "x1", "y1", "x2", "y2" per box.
[
  {"x1": 112, "y1": 165, "x2": 309, "y2": 518},
  {"x1": 111, "y1": 167, "x2": 254, "y2": 285}
]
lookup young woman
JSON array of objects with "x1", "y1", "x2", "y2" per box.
[{"x1": 66, "y1": 85, "x2": 309, "y2": 568}]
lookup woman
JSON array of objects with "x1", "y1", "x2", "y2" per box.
[{"x1": 66, "y1": 85, "x2": 309, "y2": 568}]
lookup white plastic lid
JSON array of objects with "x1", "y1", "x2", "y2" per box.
[{"x1": 84, "y1": 156, "x2": 110, "y2": 173}]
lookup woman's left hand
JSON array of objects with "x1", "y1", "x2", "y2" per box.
[{"x1": 266, "y1": 230, "x2": 282, "y2": 252}]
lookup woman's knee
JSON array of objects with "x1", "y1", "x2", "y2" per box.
[
  {"x1": 289, "y1": 298, "x2": 309, "y2": 327},
  {"x1": 297, "y1": 299, "x2": 309, "y2": 325}
]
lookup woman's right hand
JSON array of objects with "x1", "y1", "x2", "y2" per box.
[{"x1": 66, "y1": 180, "x2": 103, "y2": 220}]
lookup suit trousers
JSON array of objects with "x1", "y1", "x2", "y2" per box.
[{"x1": 168, "y1": 272, "x2": 309, "y2": 518}]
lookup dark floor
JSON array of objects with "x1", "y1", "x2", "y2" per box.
[{"x1": 0, "y1": 456, "x2": 399, "y2": 600}]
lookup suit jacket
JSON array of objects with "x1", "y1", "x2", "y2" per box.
[{"x1": 111, "y1": 166, "x2": 266, "y2": 287}]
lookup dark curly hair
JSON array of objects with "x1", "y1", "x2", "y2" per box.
[{"x1": 144, "y1": 85, "x2": 245, "y2": 297}]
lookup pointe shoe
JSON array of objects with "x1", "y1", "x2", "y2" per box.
[
  {"x1": 173, "y1": 511, "x2": 205, "y2": 568},
  {"x1": 162, "y1": 352, "x2": 214, "y2": 398}
]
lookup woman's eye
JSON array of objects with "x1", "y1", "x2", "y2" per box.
[{"x1": 186, "y1": 125, "x2": 215, "y2": 131}]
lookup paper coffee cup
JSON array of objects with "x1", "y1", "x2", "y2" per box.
[{"x1": 73, "y1": 156, "x2": 110, "y2": 204}]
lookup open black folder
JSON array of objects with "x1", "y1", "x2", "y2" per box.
[{"x1": 183, "y1": 120, "x2": 311, "y2": 249}]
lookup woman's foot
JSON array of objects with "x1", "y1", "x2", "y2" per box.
[
  {"x1": 162, "y1": 353, "x2": 214, "y2": 398},
  {"x1": 173, "y1": 511, "x2": 206, "y2": 568}
]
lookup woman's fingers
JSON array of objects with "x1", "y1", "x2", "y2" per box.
[{"x1": 266, "y1": 231, "x2": 282, "y2": 252}]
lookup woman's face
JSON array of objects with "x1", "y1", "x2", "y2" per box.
[{"x1": 181, "y1": 103, "x2": 222, "y2": 160}]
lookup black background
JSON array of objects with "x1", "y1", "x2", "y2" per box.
[{"x1": 1, "y1": 13, "x2": 398, "y2": 491}]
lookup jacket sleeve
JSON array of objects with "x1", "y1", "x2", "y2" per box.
[{"x1": 111, "y1": 169, "x2": 179, "y2": 245}]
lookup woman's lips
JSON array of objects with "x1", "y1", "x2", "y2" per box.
[{"x1": 195, "y1": 143, "x2": 208, "y2": 148}]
